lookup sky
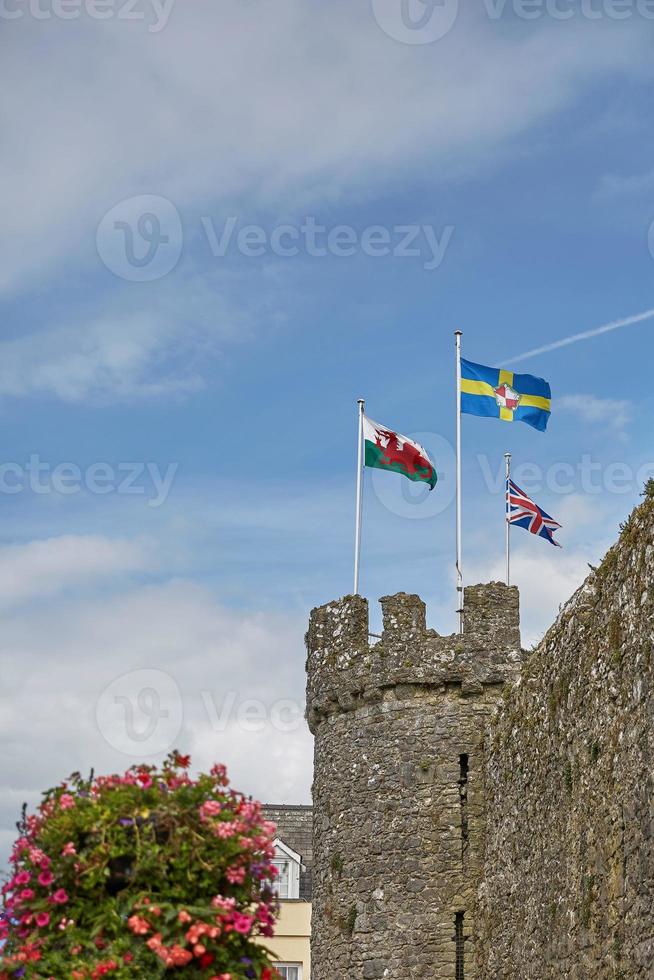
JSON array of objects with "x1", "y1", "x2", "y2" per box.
[{"x1": 2, "y1": 0, "x2": 654, "y2": 864}]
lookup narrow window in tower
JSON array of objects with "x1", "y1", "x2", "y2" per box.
[
  {"x1": 459, "y1": 753, "x2": 469, "y2": 867},
  {"x1": 454, "y1": 912, "x2": 465, "y2": 980}
]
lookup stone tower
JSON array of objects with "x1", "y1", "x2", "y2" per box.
[{"x1": 305, "y1": 583, "x2": 522, "y2": 980}]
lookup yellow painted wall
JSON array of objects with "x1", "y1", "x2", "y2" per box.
[{"x1": 257, "y1": 901, "x2": 311, "y2": 977}]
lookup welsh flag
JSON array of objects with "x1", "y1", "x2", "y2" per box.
[{"x1": 363, "y1": 415, "x2": 437, "y2": 490}]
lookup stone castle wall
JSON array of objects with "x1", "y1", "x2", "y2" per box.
[
  {"x1": 306, "y1": 583, "x2": 522, "y2": 980},
  {"x1": 476, "y1": 498, "x2": 654, "y2": 978}
]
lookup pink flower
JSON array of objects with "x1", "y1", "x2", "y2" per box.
[
  {"x1": 199, "y1": 800, "x2": 222, "y2": 820},
  {"x1": 38, "y1": 871, "x2": 54, "y2": 887},
  {"x1": 226, "y1": 866, "x2": 246, "y2": 884},
  {"x1": 19, "y1": 889, "x2": 35, "y2": 902},
  {"x1": 210, "y1": 763, "x2": 228, "y2": 785},
  {"x1": 214, "y1": 821, "x2": 238, "y2": 839},
  {"x1": 36, "y1": 911, "x2": 50, "y2": 928},
  {"x1": 15, "y1": 871, "x2": 31, "y2": 886},
  {"x1": 127, "y1": 915, "x2": 151, "y2": 936},
  {"x1": 211, "y1": 896, "x2": 235, "y2": 912},
  {"x1": 51, "y1": 889, "x2": 69, "y2": 905},
  {"x1": 61, "y1": 842, "x2": 76, "y2": 857},
  {"x1": 231, "y1": 912, "x2": 254, "y2": 935},
  {"x1": 59, "y1": 794, "x2": 75, "y2": 810}
]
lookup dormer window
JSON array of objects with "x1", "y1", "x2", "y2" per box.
[{"x1": 271, "y1": 838, "x2": 304, "y2": 900}]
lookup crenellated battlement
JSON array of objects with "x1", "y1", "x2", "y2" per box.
[{"x1": 306, "y1": 582, "x2": 522, "y2": 734}]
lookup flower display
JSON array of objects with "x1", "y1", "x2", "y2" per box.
[{"x1": 0, "y1": 753, "x2": 280, "y2": 979}]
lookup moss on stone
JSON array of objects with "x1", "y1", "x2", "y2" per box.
[{"x1": 330, "y1": 852, "x2": 344, "y2": 876}]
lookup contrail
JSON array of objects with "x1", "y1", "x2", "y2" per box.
[{"x1": 505, "y1": 307, "x2": 654, "y2": 365}]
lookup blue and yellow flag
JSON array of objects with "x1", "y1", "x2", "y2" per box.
[{"x1": 460, "y1": 359, "x2": 551, "y2": 431}]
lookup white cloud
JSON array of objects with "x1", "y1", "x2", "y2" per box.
[
  {"x1": 0, "y1": 273, "x2": 263, "y2": 402},
  {"x1": 553, "y1": 493, "x2": 602, "y2": 528},
  {"x1": 477, "y1": 547, "x2": 594, "y2": 648},
  {"x1": 559, "y1": 393, "x2": 632, "y2": 432},
  {"x1": 1, "y1": 4, "x2": 651, "y2": 296},
  {"x1": 0, "y1": 315, "x2": 190, "y2": 403},
  {"x1": 0, "y1": 534, "x2": 150, "y2": 609}
]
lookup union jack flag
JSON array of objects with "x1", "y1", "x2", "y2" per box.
[{"x1": 507, "y1": 478, "x2": 562, "y2": 548}]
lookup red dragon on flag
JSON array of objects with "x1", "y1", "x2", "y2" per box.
[{"x1": 362, "y1": 416, "x2": 437, "y2": 490}]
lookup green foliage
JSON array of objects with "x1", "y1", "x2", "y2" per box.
[
  {"x1": 642, "y1": 478, "x2": 654, "y2": 500},
  {"x1": 338, "y1": 904, "x2": 357, "y2": 937},
  {"x1": 330, "y1": 853, "x2": 344, "y2": 876},
  {"x1": 618, "y1": 509, "x2": 646, "y2": 549},
  {"x1": 0, "y1": 754, "x2": 280, "y2": 980},
  {"x1": 597, "y1": 547, "x2": 618, "y2": 582}
]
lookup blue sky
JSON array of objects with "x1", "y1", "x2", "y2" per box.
[{"x1": 2, "y1": 0, "x2": 654, "y2": 860}]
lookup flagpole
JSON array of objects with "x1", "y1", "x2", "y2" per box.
[
  {"x1": 353, "y1": 398, "x2": 365, "y2": 595},
  {"x1": 505, "y1": 452, "x2": 511, "y2": 586},
  {"x1": 455, "y1": 331, "x2": 463, "y2": 634}
]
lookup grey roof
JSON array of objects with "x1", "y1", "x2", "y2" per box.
[{"x1": 262, "y1": 804, "x2": 313, "y2": 901}]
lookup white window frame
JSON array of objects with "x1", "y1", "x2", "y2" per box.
[
  {"x1": 273, "y1": 964, "x2": 303, "y2": 980},
  {"x1": 272, "y1": 839, "x2": 305, "y2": 900}
]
